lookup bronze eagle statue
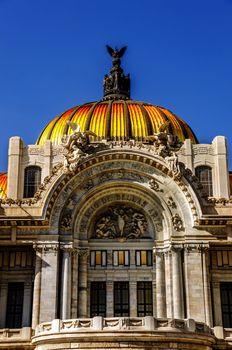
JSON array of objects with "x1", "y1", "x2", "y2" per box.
[{"x1": 106, "y1": 45, "x2": 127, "y2": 58}]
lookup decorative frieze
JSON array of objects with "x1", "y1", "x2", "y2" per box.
[
  {"x1": 35, "y1": 317, "x2": 211, "y2": 334},
  {"x1": 33, "y1": 243, "x2": 59, "y2": 255},
  {"x1": 208, "y1": 197, "x2": 232, "y2": 205}
]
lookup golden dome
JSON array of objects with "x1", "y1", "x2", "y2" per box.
[
  {"x1": 36, "y1": 100, "x2": 198, "y2": 145},
  {"x1": 0, "y1": 172, "x2": 7, "y2": 199}
]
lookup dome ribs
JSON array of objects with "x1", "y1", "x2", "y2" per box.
[
  {"x1": 138, "y1": 103, "x2": 153, "y2": 138},
  {"x1": 36, "y1": 100, "x2": 198, "y2": 145},
  {"x1": 0, "y1": 172, "x2": 7, "y2": 199},
  {"x1": 105, "y1": 100, "x2": 113, "y2": 140},
  {"x1": 123, "y1": 101, "x2": 132, "y2": 140},
  {"x1": 144, "y1": 105, "x2": 168, "y2": 133},
  {"x1": 84, "y1": 102, "x2": 99, "y2": 135},
  {"x1": 36, "y1": 115, "x2": 60, "y2": 145},
  {"x1": 64, "y1": 104, "x2": 87, "y2": 135},
  {"x1": 90, "y1": 103, "x2": 108, "y2": 140},
  {"x1": 50, "y1": 108, "x2": 76, "y2": 144}
]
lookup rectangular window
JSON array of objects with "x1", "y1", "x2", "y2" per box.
[
  {"x1": 114, "y1": 282, "x2": 129, "y2": 317},
  {"x1": 90, "y1": 282, "x2": 106, "y2": 317},
  {"x1": 135, "y1": 251, "x2": 153, "y2": 266},
  {"x1": 137, "y1": 281, "x2": 153, "y2": 317},
  {"x1": 113, "y1": 251, "x2": 130, "y2": 266},
  {"x1": 6, "y1": 282, "x2": 24, "y2": 328},
  {"x1": 90, "y1": 251, "x2": 107, "y2": 267},
  {"x1": 220, "y1": 282, "x2": 232, "y2": 328}
]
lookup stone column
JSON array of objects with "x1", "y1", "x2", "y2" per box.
[
  {"x1": 32, "y1": 246, "x2": 42, "y2": 329},
  {"x1": 213, "y1": 136, "x2": 230, "y2": 198},
  {"x1": 202, "y1": 246, "x2": 213, "y2": 326},
  {"x1": 130, "y1": 281, "x2": 137, "y2": 317},
  {"x1": 184, "y1": 139, "x2": 193, "y2": 171},
  {"x1": 7, "y1": 136, "x2": 23, "y2": 198},
  {"x1": 212, "y1": 282, "x2": 223, "y2": 326},
  {"x1": 172, "y1": 245, "x2": 184, "y2": 319},
  {"x1": 184, "y1": 245, "x2": 205, "y2": 322},
  {"x1": 0, "y1": 283, "x2": 8, "y2": 328},
  {"x1": 60, "y1": 246, "x2": 72, "y2": 320},
  {"x1": 71, "y1": 249, "x2": 79, "y2": 318},
  {"x1": 22, "y1": 282, "x2": 32, "y2": 327},
  {"x1": 106, "y1": 280, "x2": 113, "y2": 317},
  {"x1": 164, "y1": 250, "x2": 172, "y2": 318},
  {"x1": 39, "y1": 244, "x2": 59, "y2": 323},
  {"x1": 155, "y1": 250, "x2": 166, "y2": 318},
  {"x1": 78, "y1": 249, "x2": 89, "y2": 318},
  {"x1": 43, "y1": 140, "x2": 52, "y2": 178}
]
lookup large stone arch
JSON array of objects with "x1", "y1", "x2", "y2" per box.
[
  {"x1": 72, "y1": 182, "x2": 165, "y2": 241},
  {"x1": 43, "y1": 152, "x2": 201, "y2": 241}
]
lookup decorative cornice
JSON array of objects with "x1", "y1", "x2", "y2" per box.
[{"x1": 208, "y1": 197, "x2": 232, "y2": 206}]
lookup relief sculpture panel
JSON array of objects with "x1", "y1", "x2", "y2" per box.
[{"x1": 92, "y1": 205, "x2": 148, "y2": 239}]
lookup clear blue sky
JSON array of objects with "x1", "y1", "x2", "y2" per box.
[{"x1": 0, "y1": 0, "x2": 231, "y2": 170}]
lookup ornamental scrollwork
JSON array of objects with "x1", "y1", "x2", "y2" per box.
[
  {"x1": 172, "y1": 213, "x2": 184, "y2": 231},
  {"x1": 92, "y1": 205, "x2": 148, "y2": 239},
  {"x1": 60, "y1": 213, "x2": 72, "y2": 231},
  {"x1": 148, "y1": 179, "x2": 163, "y2": 192},
  {"x1": 167, "y1": 196, "x2": 177, "y2": 209}
]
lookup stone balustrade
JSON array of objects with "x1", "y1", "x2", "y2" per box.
[
  {"x1": 35, "y1": 316, "x2": 211, "y2": 335},
  {"x1": 0, "y1": 327, "x2": 31, "y2": 340}
]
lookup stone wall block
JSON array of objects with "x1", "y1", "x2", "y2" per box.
[{"x1": 93, "y1": 316, "x2": 103, "y2": 330}]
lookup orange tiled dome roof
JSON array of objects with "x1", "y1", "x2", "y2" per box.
[
  {"x1": 36, "y1": 100, "x2": 198, "y2": 145},
  {"x1": 0, "y1": 172, "x2": 7, "y2": 199}
]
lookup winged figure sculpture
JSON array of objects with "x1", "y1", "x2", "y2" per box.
[{"x1": 106, "y1": 45, "x2": 127, "y2": 59}]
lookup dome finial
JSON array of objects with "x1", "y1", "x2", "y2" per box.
[{"x1": 103, "y1": 45, "x2": 131, "y2": 101}]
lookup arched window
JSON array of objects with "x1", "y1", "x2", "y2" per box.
[
  {"x1": 23, "y1": 166, "x2": 41, "y2": 198},
  {"x1": 195, "y1": 166, "x2": 213, "y2": 197}
]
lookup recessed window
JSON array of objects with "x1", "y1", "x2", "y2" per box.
[
  {"x1": 6, "y1": 282, "x2": 24, "y2": 328},
  {"x1": 114, "y1": 282, "x2": 129, "y2": 317},
  {"x1": 90, "y1": 282, "x2": 106, "y2": 317},
  {"x1": 23, "y1": 166, "x2": 41, "y2": 198},
  {"x1": 90, "y1": 251, "x2": 107, "y2": 267},
  {"x1": 195, "y1": 166, "x2": 213, "y2": 197},
  {"x1": 113, "y1": 251, "x2": 130, "y2": 266},
  {"x1": 220, "y1": 282, "x2": 232, "y2": 328},
  {"x1": 137, "y1": 281, "x2": 153, "y2": 316},
  {"x1": 135, "y1": 250, "x2": 153, "y2": 266}
]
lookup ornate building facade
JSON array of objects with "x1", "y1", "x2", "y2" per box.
[{"x1": 0, "y1": 47, "x2": 232, "y2": 350}]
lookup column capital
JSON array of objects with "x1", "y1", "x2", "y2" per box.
[
  {"x1": 60, "y1": 244, "x2": 75, "y2": 254},
  {"x1": 170, "y1": 244, "x2": 183, "y2": 253},
  {"x1": 184, "y1": 243, "x2": 209, "y2": 253},
  {"x1": 77, "y1": 248, "x2": 89, "y2": 257},
  {"x1": 153, "y1": 248, "x2": 165, "y2": 257}
]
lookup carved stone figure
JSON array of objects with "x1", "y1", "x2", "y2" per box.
[
  {"x1": 93, "y1": 205, "x2": 147, "y2": 239},
  {"x1": 165, "y1": 152, "x2": 180, "y2": 174},
  {"x1": 148, "y1": 121, "x2": 182, "y2": 175},
  {"x1": 62, "y1": 121, "x2": 97, "y2": 172}
]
